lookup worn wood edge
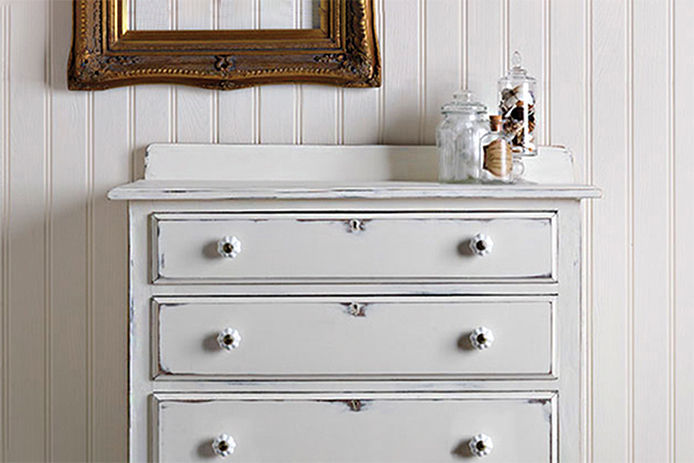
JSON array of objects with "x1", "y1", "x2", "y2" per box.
[
  {"x1": 151, "y1": 390, "x2": 559, "y2": 402},
  {"x1": 151, "y1": 293, "x2": 558, "y2": 381},
  {"x1": 108, "y1": 181, "x2": 602, "y2": 201}
]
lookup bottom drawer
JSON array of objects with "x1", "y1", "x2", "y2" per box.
[{"x1": 153, "y1": 392, "x2": 556, "y2": 462}]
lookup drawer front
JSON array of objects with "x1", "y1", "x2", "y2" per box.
[
  {"x1": 151, "y1": 212, "x2": 556, "y2": 284},
  {"x1": 153, "y1": 296, "x2": 555, "y2": 379},
  {"x1": 153, "y1": 393, "x2": 555, "y2": 463}
]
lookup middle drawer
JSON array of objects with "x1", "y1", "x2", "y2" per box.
[{"x1": 152, "y1": 296, "x2": 555, "y2": 380}]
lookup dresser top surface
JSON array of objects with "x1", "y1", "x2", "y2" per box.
[
  {"x1": 108, "y1": 179, "x2": 600, "y2": 200},
  {"x1": 108, "y1": 143, "x2": 600, "y2": 200}
]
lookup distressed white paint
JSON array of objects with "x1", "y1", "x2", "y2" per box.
[
  {"x1": 114, "y1": 146, "x2": 587, "y2": 461},
  {"x1": 151, "y1": 211, "x2": 556, "y2": 283},
  {"x1": 138, "y1": 143, "x2": 579, "y2": 184},
  {"x1": 154, "y1": 392, "x2": 555, "y2": 462},
  {"x1": 0, "y1": 0, "x2": 692, "y2": 461},
  {"x1": 153, "y1": 296, "x2": 555, "y2": 379}
]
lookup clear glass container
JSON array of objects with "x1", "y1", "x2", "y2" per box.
[
  {"x1": 436, "y1": 89, "x2": 489, "y2": 183},
  {"x1": 480, "y1": 115, "x2": 513, "y2": 182},
  {"x1": 498, "y1": 51, "x2": 536, "y2": 155}
]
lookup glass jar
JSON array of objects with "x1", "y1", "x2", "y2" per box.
[
  {"x1": 436, "y1": 90, "x2": 489, "y2": 183},
  {"x1": 498, "y1": 51, "x2": 536, "y2": 155},
  {"x1": 479, "y1": 115, "x2": 524, "y2": 183}
]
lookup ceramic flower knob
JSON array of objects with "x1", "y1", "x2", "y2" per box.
[
  {"x1": 469, "y1": 326, "x2": 494, "y2": 350},
  {"x1": 469, "y1": 233, "x2": 493, "y2": 256},
  {"x1": 217, "y1": 328, "x2": 242, "y2": 351},
  {"x1": 469, "y1": 433, "x2": 493, "y2": 457},
  {"x1": 217, "y1": 236, "x2": 241, "y2": 258},
  {"x1": 212, "y1": 434, "x2": 236, "y2": 457}
]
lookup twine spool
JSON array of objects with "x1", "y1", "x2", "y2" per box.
[{"x1": 483, "y1": 139, "x2": 512, "y2": 178}]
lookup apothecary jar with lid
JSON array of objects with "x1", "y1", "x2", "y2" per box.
[{"x1": 436, "y1": 90, "x2": 489, "y2": 183}]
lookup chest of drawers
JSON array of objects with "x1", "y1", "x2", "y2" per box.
[{"x1": 110, "y1": 144, "x2": 599, "y2": 462}]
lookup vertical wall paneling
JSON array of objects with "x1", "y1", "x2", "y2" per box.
[
  {"x1": 300, "y1": 0, "x2": 337, "y2": 144},
  {"x1": 627, "y1": 1, "x2": 635, "y2": 459},
  {"x1": 466, "y1": 0, "x2": 502, "y2": 113},
  {"x1": 632, "y1": 0, "x2": 670, "y2": 460},
  {"x1": 342, "y1": 0, "x2": 382, "y2": 143},
  {"x1": 667, "y1": 0, "x2": 676, "y2": 459},
  {"x1": 175, "y1": 0, "x2": 215, "y2": 143},
  {"x1": 299, "y1": 81, "x2": 337, "y2": 143},
  {"x1": 133, "y1": 0, "x2": 172, "y2": 30},
  {"x1": 582, "y1": 0, "x2": 593, "y2": 460},
  {"x1": 91, "y1": 87, "x2": 130, "y2": 463},
  {"x1": 7, "y1": 1, "x2": 48, "y2": 460},
  {"x1": 258, "y1": 0, "x2": 297, "y2": 143},
  {"x1": 549, "y1": 0, "x2": 585, "y2": 172},
  {"x1": 0, "y1": 1, "x2": 8, "y2": 459},
  {"x1": 421, "y1": 0, "x2": 460, "y2": 144},
  {"x1": 590, "y1": 0, "x2": 631, "y2": 461},
  {"x1": 49, "y1": 0, "x2": 89, "y2": 459},
  {"x1": 382, "y1": 0, "x2": 420, "y2": 144},
  {"x1": 132, "y1": 0, "x2": 173, "y2": 179},
  {"x1": 673, "y1": 1, "x2": 694, "y2": 460},
  {"x1": 218, "y1": 0, "x2": 256, "y2": 143},
  {"x1": 508, "y1": 0, "x2": 546, "y2": 145}
]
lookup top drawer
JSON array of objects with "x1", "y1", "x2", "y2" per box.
[{"x1": 151, "y1": 211, "x2": 557, "y2": 284}]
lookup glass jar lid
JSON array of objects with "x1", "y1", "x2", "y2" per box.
[
  {"x1": 499, "y1": 51, "x2": 537, "y2": 84},
  {"x1": 441, "y1": 89, "x2": 487, "y2": 115}
]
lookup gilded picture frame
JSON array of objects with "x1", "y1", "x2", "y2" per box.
[{"x1": 68, "y1": 0, "x2": 381, "y2": 90}]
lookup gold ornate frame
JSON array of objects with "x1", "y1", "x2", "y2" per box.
[{"x1": 68, "y1": 0, "x2": 381, "y2": 90}]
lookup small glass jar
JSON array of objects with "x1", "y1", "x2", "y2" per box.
[
  {"x1": 498, "y1": 51, "x2": 536, "y2": 155},
  {"x1": 480, "y1": 115, "x2": 513, "y2": 182},
  {"x1": 436, "y1": 90, "x2": 489, "y2": 183},
  {"x1": 479, "y1": 115, "x2": 524, "y2": 182}
]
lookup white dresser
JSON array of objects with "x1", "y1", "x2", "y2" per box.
[{"x1": 109, "y1": 144, "x2": 599, "y2": 462}]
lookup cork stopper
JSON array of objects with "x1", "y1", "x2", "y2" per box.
[{"x1": 490, "y1": 115, "x2": 502, "y2": 131}]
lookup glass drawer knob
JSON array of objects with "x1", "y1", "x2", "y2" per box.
[
  {"x1": 217, "y1": 236, "x2": 241, "y2": 258},
  {"x1": 469, "y1": 233, "x2": 493, "y2": 256},
  {"x1": 469, "y1": 433, "x2": 493, "y2": 457},
  {"x1": 469, "y1": 326, "x2": 494, "y2": 350},
  {"x1": 212, "y1": 434, "x2": 236, "y2": 457},
  {"x1": 217, "y1": 328, "x2": 241, "y2": 351}
]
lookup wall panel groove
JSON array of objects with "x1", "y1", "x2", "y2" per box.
[
  {"x1": 673, "y1": 2, "x2": 694, "y2": 460},
  {"x1": 583, "y1": 0, "x2": 593, "y2": 460},
  {"x1": 85, "y1": 90, "x2": 95, "y2": 463},
  {"x1": 43, "y1": 0, "x2": 52, "y2": 459},
  {"x1": 542, "y1": 0, "x2": 550, "y2": 145},
  {"x1": 626, "y1": 0, "x2": 635, "y2": 459},
  {"x1": 0, "y1": 4, "x2": 9, "y2": 460},
  {"x1": 460, "y1": 0, "x2": 467, "y2": 89},
  {"x1": 667, "y1": 0, "x2": 676, "y2": 460}
]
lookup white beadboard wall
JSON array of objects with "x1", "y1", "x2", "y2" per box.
[{"x1": 0, "y1": 0, "x2": 692, "y2": 461}]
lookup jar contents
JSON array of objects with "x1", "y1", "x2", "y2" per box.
[
  {"x1": 436, "y1": 89, "x2": 489, "y2": 183},
  {"x1": 498, "y1": 51, "x2": 536, "y2": 155},
  {"x1": 480, "y1": 115, "x2": 514, "y2": 182}
]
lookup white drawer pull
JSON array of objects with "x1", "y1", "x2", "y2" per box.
[
  {"x1": 212, "y1": 433, "x2": 236, "y2": 457},
  {"x1": 217, "y1": 236, "x2": 242, "y2": 258},
  {"x1": 469, "y1": 433, "x2": 493, "y2": 457},
  {"x1": 469, "y1": 326, "x2": 494, "y2": 350},
  {"x1": 469, "y1": 233, "x2": 493, "y2": 256},
  {"x1": 217, "y1": 328, "x2": 242, "y2": 351}
]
